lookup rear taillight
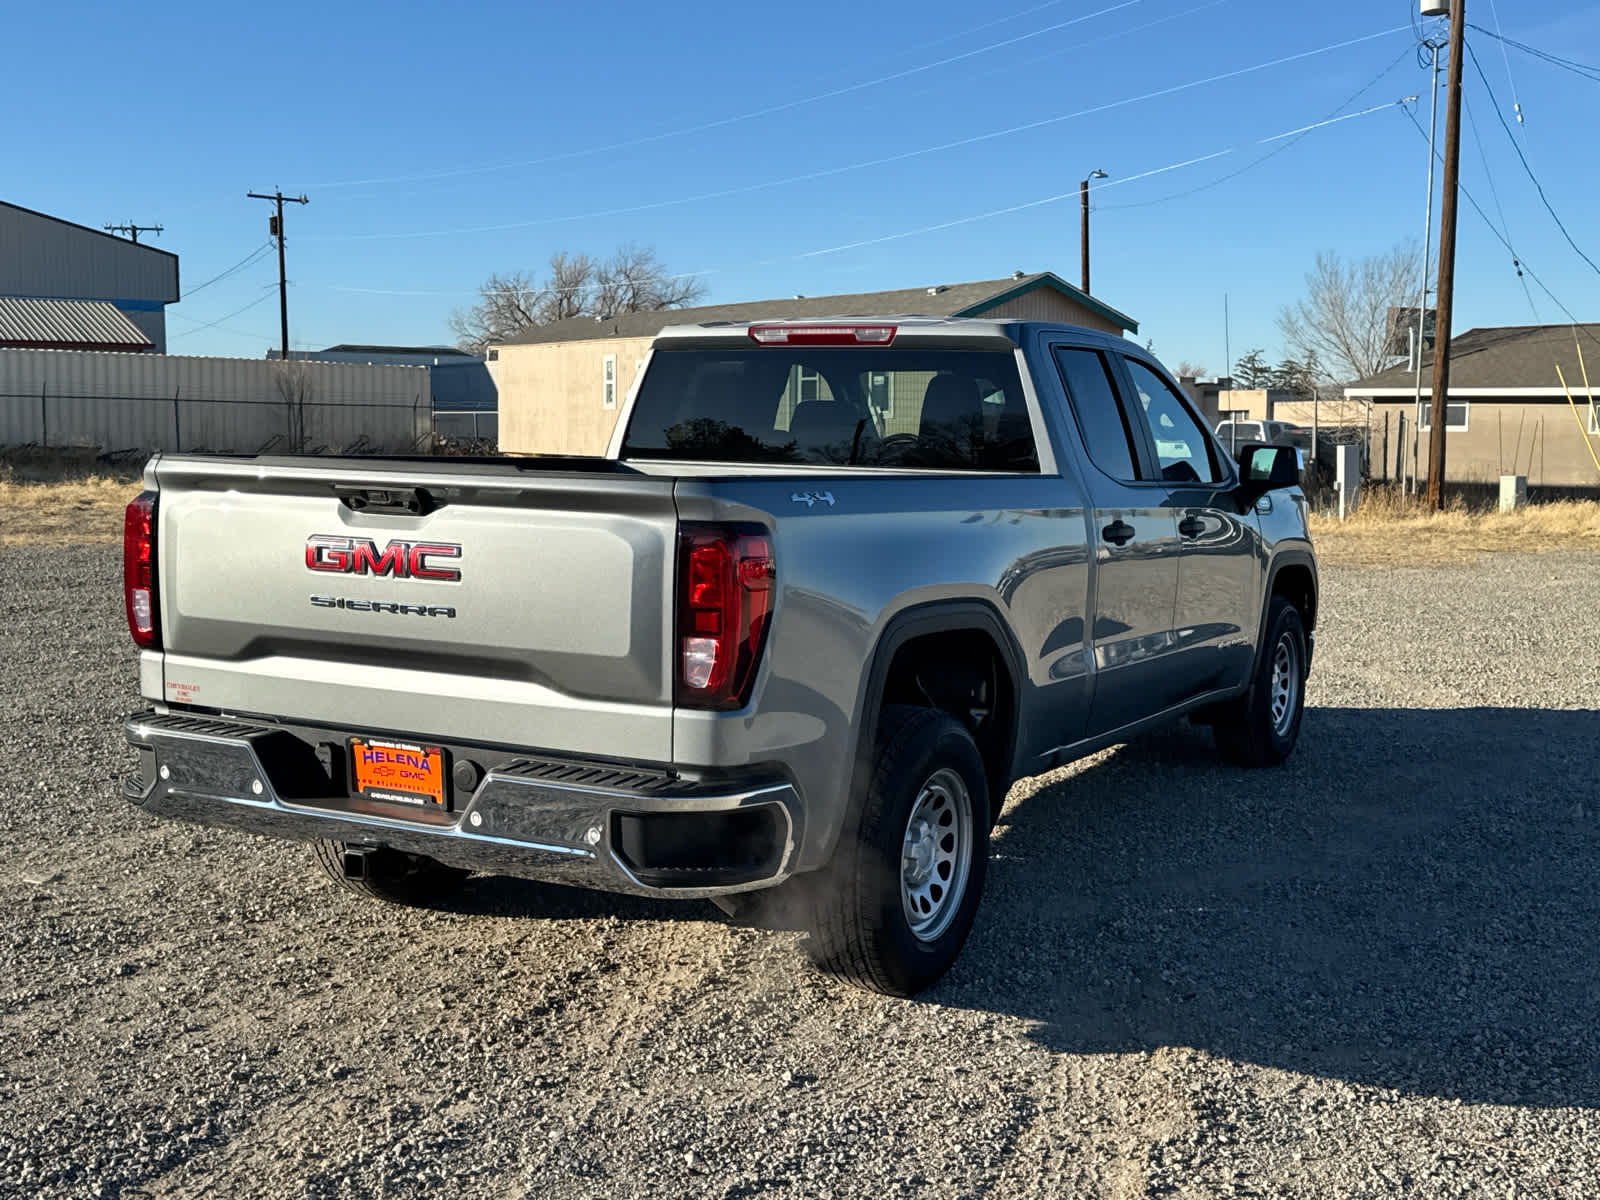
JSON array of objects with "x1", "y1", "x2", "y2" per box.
[
  {"x1": 123, "y1": 491, "x2": 160, "y2": 649},
  {"x1": 676, "y1": 524, "x2": 775, "y2": 710}
]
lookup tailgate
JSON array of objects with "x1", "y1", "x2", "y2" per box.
[{"x1": 151, "y1": 456, "x2": 678, "y2": 762}]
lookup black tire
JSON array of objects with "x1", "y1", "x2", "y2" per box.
[
  {"x1": 804, "y1": 705, "x2": 990, "y2": 996},
  {"x1": 1212, "y1": 595, "x2": 1307, "y2": 767},
  {"x1": 311, "y1": 841, "x2": 470, "y2": 907}
]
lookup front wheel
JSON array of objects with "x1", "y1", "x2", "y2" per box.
[
  {"x1": 1212, "y1": 596, "x2": 1307, "y2": 767},
  {"x1": 804, "y1": 706, "x2": 990, "y2": 996}
]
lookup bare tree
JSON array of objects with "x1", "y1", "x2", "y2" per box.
[
  {"x1": 450, "y1": 246, "x2": 704, "y2": 353},
  {"x1": 1174, "y1": 361, "x2": 1208, "y2": 379},
  {"x1": 1276, "y1": 241, "x2": 1422, "y2": 384},
  {"x1": 593, "y1": 245, "x2": 705, "y2": 320},
  {"x1": 539, "y1": 251, "x2": 596, "y2": 324},
  {"x1": 448, "y1": 270, "x2": 548, "y2": 355},
  {"x1": 272, "y1": 360, "x2": 314, "y2": 452}
]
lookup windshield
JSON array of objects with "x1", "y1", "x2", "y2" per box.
[{"x1": 621, "y1": 347, "x2": 1038, "y2": 471}]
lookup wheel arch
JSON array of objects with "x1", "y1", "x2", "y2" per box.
[
  {"x1": 841, "y1": 600, "x2": 1027, "y2": 847},
  {"x1": 1263, "y1": 549, "x2": 1318, "y2": 667}
]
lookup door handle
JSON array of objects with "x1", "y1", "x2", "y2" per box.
[
  {"x1": 1178, "y1": 515, "x2": 1206, "y2": 539},
  {"x1": 1101, "y1": 519, "x2": 1135, "y2": 546}
]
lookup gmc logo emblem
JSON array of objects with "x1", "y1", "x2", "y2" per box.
[{"x1": 305, "y1": 535, "x2": 462, "y2": 582}]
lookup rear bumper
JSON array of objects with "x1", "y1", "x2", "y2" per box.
[{"x1": 121, "y1": 711, "x2": 800, "y2": 898}]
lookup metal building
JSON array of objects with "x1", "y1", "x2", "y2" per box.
[
  {"x1": 0, "y1": 348, "x2": 430, "y2": 454},
  {"x1": 283, "y1": 344, "x2": 498, "y2": 410},
  {"x1": 0, "y1": 201, "x2": 179, "y2": 351}
]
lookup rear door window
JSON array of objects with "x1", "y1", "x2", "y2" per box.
[
  {"x1": 622, "y1": 347, "x2": 1038, "y2": 471},
  {"x1": 1052, "y1": 346, "x2": 1140, "y2": 482}
]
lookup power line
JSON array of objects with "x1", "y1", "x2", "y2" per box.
[
  {"x1": 172, "y1": 322, "x2": 275, "y2": 344},
  {"x1": 1399, "y1": 106, "x2": 1600, "y2": 356},
  {"x1": 1466, "y1": 24, "x2": 1600, "y2": 83},
  {"x1": 1097, "y1": 42, "x2": 1414, "y2": 211},
  {"x1": 326, "y1": 96, "x2": 1407, "y2": 303},
  {"x1": 1482, "y1": 0, "x2": 1525, "y2": 124},
  {"x1": 1460, "y1": 85, "x2": 1537, "y2": 318},
  {"x1": 307, "y1": 0, "x2": 1143, "y2": 191},
  {"x1": 182, "y1": 242, "x2": 275, "y2": 297},
  {"x1": 892, "y1": 0, "x2": 1078, "y2": 59},
  {"x1": 314, "y1": 24, "x2": 1408, "y2": 243},
  {"x1": 1464, "y1": 41, "x2": 1600, "y2": 283},
  {"x1": 875, "y1": 0, "x2": 1230, "y2": 106},
  {"x1": 791, "y1": 99, "x2": 1409, "y2": 260},
  {"x1": 169, "y1": 288, "x2": 278, "y2": 339}
]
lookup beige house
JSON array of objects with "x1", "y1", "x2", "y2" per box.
[
  {"x1": 1346, "y1": 324, "x2": 1600, "y2": 489},
  {"x1": 492, "y1": 272, "x2": 1138, "y2": 456},
  {"x1": 1214, "y1": 388, "x2": 1290, "y2": 422}
]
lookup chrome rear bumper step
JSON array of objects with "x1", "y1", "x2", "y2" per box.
[{"x1": 122, "y1": 711, "x2": 799, "y2": 898}]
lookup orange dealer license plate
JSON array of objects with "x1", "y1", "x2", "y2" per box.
[{"x1": 349, "y1": 738, "x2": 447, "y2": 808}]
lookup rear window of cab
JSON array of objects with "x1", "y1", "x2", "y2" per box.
[{"x1": 621, "y1": 347, "x2": 1039, "y2": 472}]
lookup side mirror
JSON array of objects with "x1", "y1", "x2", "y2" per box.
[{"x1": 1234, "y1": 442, "x2": 1301, "y2": 505}]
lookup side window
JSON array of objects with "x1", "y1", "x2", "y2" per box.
[
  {"x1": 865, "y1": 371, "x2": 895, "y2": 421},
  {"x1": 1052, "y1": 346, "x2": 1139, "y2": 481},
  {"x1": 1122, "y1": 359, "x2": 1220, "y2": 484},
  {"x1": 797, "y1": 366, "x2": 829, "y2": 403}
]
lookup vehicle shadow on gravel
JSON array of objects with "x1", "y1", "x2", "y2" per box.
[
  {"x1": 440, "y1": 876, "x2": 704, "y2": 924},
  {"x1": 958, "y1": 706, "x2": 1600, "y2": 1108}
]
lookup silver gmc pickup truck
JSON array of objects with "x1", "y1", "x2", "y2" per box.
[{"x1": 121, "y1": 317, "x2": 1317, "y2": 995}]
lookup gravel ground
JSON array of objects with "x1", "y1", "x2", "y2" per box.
[{"x1": 3, "y1": 543, "x2": 1598, "y2": 1199}]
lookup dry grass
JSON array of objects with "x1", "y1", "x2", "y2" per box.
[
  {"x1": 1309, "y1": 487, "x2": 1600, "y2": 566},
  {"x1": 0, "y1": 469, "x2": 144, "y2": 547}
]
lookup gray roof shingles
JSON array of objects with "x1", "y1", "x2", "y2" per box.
[
  {"x1": 1349, "y1": 324, "x2": 1600, "y2": 392},
  {"x1": 496, "y1": 273, "x2": 1133, "y2": 347}
]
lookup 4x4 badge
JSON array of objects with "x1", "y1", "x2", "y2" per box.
[{"x1": 790, "y1": 491, "x2": 836, "y2": 508}]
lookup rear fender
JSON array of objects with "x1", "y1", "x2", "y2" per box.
[{"x1": 818, "y1": 600, "x2": 1026, "y2": 866}]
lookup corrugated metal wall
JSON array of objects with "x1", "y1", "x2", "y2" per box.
[
  {"x1": 121, "y1": 308, "x2": 168, "y2": 353},
  {"x1": 0, "y1": 349, "x2": 430, "y2": 454},
  {"x1": 0, "y1": 204, "x2": 180, "y2": 303}
]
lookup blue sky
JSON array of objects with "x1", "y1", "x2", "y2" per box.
[{"x1": 12, "y1": 0, "x2": 1600, "y2": 377}]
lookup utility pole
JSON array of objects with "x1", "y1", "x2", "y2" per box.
[
  {"x1": 247, "y1": 189, "x2": 309, "y2": 360},
  {"x1": 104, "y1": 222, "x2": 163, "y2": 244},
  {"x1": 1425, "y1": 0, "x2": 1465, "y2": 510},
  {"x1": 1409, "y1": 30, "x2": 1446, "y2": 496},
  {"x1": 1079, "y1": 169, "x2": 1107, "y2": 294}
]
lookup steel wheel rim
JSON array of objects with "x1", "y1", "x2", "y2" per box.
[
  {"x1": 900, "y1": 767, "x2": 973, "y2": 943},
  {"x1": 1269, "y1": 632, "x2": 1300, "y2": 736}
]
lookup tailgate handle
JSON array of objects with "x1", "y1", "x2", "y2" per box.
[{"x1": 335, "y1": 486, "x2": 439, "y2": 516}]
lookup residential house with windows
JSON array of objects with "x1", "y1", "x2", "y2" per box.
[
  {"x1": 1345, "y1": 323, "x2": 1600, "y2": 490},
  {"x1": 490, "y1": 272, "x2": 1137, "y2": 456}
]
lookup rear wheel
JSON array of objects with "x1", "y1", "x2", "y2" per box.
[
  {"x1": 312, "y1": 841, "x2": 470, "y2": 907},
  {"x1": 804, "y1": 705, "x2": 989, "y2": 996},
  {"x1": 1212, "y1": 595, "x2": 1307, "y2": 767}
]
